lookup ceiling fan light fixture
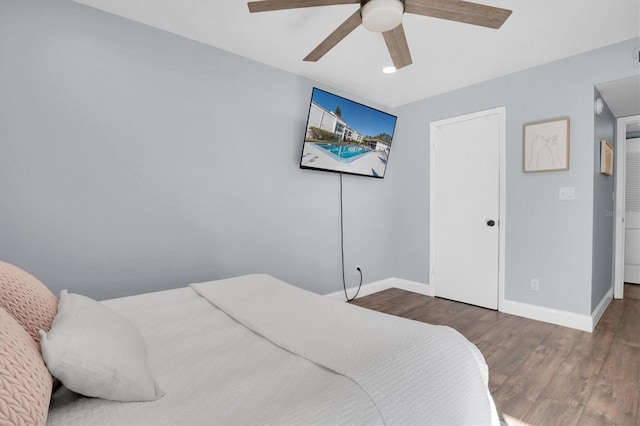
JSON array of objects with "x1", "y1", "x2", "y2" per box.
[{"x1": 361, "y1": 0, "x2": 404, "y2": 32}]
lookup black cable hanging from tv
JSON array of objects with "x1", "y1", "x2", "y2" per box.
[{"x1": 340, "y1": 173, "x2": 363, "y2": 301}]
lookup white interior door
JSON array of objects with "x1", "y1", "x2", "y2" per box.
[
  {"x1": 429, "y1": 108, "x2": 504, "y2": 310},
  {"x1": 625, "y1": 137, "x2": 640, "y2": 284}
]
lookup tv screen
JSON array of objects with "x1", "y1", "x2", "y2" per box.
[{"x1": 300, "y1": 88, "x2": 397, "y2": 178}]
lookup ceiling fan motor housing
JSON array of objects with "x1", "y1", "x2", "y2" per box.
[{"x1": 360, "y1": 0, "x2": 405, "y2": 32}]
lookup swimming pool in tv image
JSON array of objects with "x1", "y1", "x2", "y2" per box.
[
  {"x1": 300, "y1": 88, "x2": 397, "y2": 178},
  {"x1": 315, "y1": 144, "x2": 373, "y2": 162}
]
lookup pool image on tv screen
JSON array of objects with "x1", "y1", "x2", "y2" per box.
[{"x1": 300, "y1": 88, "x2": 397, "y2": 178}]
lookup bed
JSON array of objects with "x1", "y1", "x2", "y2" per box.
[{"x1": 0, "y1": 262, "x2": 499, "y2": 425}]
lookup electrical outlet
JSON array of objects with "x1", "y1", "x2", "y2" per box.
[
  {"x1": 530, "y1": 279, "x2": 540, "y2": 292},
  {"x1": 355, "y1": 266, "x2": 361, "y2": 276}
]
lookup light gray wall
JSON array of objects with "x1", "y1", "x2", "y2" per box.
[
  {"x1": 2, "y1": 1, "x2": 638, "y2": 316},
  {"x1": 0, "y1": 0, "x2": 395, "y2": 300},
  {"x1": 389, "y1": 37, "x2": 640, "y2": 315},
  {"x1": 591, "y1": 90, "x2": 616, "y2": 310}
]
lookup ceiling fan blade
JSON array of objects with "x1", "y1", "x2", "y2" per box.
[
  {"x1": 304, "y1": 10, "x2": 362, "y2": 62},
  {"x1": 382, "y1": 24, "x2": 412, "y2": 69},
  {"x1": 248, "y1": 0, "x2": 358, "y2": 13},
  {"x1": 405, "y1": 0, "x2": 512, "y2": 29}
]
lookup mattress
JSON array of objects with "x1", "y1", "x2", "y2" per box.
[{"x1": 48, "y1": 274, "x2": 498, "y2": 425}]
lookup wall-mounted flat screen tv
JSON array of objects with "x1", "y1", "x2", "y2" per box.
[{"x1": 300, "y1": 88, "x2": 397, "y2": 178}]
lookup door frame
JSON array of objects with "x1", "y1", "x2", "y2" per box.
[
  {"x1": 614, "y1": 114, "x2": 640, "y2": 299},
  {"x1": 428, "y1": 106, "x2": 506, "y2": 310}
]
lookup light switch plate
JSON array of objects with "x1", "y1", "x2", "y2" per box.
[{"x1": 559, "y1": 187, "x2": 575, "y2": 200}]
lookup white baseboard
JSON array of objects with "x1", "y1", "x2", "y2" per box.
[
  {"x1": 591, "y1": 288, "x2": 613, "y2": 330},
  {"x1": 501, "y1": 299, "x2": 593, "y2": 332},
  {"x1": 389, "y1": 277, "x2": 431, "y2": 295},
  {"x1": 327, "y1": 278, "x2": 611, "y2": 333},
  {"x1": 325, "y1": 277, "x2": 429, "y2": 300},
  {"x1": 502, "y1": 287, "x2": 613, "y2": 333}
]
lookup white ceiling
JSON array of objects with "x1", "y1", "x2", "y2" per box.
[
  {"x1": 597, "y1": 75, "x2": 640, "y2": 118},
  {"x1": 75, "y1": 0, "x2": 640, "y2": 108}
]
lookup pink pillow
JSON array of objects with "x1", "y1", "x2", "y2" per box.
[
  {"x1": 0, "y1": 261, "x2": 58, "y2": 344},
  {"x1": 0, "y1": 307, "x2": 53, "y2": 425}
]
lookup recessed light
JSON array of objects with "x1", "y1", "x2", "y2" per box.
[{"x1": 382, "y1": 66, "x2": 396, "y2": 74}]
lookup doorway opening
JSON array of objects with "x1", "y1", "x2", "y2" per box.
[{"x1": 596, "y1": 75, "x2": 640, "y2": 299}]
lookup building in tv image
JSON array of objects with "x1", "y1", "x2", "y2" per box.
[{"x1": 300, "y1": 88, "x2": 397, "y2": 178}]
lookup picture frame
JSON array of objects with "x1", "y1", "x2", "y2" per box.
[
  {"x1": 523, "y1": 117, "x2": 570, "y2": 172},
  {"x1": 600, "y1": 139, "x2": 613, "y2": 176}
]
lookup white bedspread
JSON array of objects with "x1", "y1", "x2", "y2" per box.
[
  {"x1": 48, "y1": 285, "x2": 382, "y2": 425},
  {"x1": 192, "y1": 274, "x2": 499, "y2": 426},
  {"x1": 48, "y1": 274, "x2": 498, "y2": 425}
]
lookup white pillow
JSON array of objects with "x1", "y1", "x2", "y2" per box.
[{"x1": 39, "y1": 290, "x2": 163, "y2": 402}]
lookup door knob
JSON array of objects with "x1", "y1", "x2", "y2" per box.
[{"x1": 487, "y1": 219, "x2": 496, "y2": 227}]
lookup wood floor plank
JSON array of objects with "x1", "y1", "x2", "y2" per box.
[
  {"x1": 597, "y1": 298, "x2": 626, "y2": 330},
  {"x1": 488, "y1": 370, "x2": 509, "y2": 394},
  {"x1": 474, "y1": 315, "x2": 530, "y2": 352},
  {"x1": 616, "y1": 298, "x2": 640, "y2": 349},
  {"x1": 540, "y1": 325, "x2": 582, "y2": 355},
  {"x1": 457, "y1": 317, "x2": 503, "y2": 341},
  {"x1": 523, "y1": 397, "x2": 584, "y2": 426},
  {"x1": 625, "y1": 283, "x2": 640, "y2": 300},
  {"x1": 493, "y1": 344, "x2": 565, "y2": 421},
  {"x1": 583, "y1": 377, "x2": 638, "y2": 425},
  {"x1": 584, "y1": 341, "x2": 640, "y2": 424},
  {"x1": 598, "y1": 341, "x2": 640, "y2": 383},
  {"x1": 475, "y1": 340, "x2": 501, "y2": 360},
  {"x1": 500, "y1": 320, "x2": 556, "y2": 352},
  {"x1": 532, "y1": 372, "x2": 593, "y2": 425},
  {"x1": 481, "y1": 319, "x2": 551, "y2": 379},
  {"x1": 556, "y1": 329, "x2": 614, "y2": 383},
  {"x1": 350, "y1": 287, "x2": 640, "y2": 425},
  {"x1": 485, "y1": 344, "x2": 533, "y2": 376},
  {"x1": 577, "y1": 412, "x2": 615, "y2": 426}
]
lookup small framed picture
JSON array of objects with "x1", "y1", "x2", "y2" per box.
[
  {"x1": 523, "y1": 117, "x2": 570, "y2": 172},
  {"x1": 600, "y1": 139, "x2": 613, "y2": 176}
]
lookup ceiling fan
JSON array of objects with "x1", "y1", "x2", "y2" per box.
[{"x1": 247, "y1": 0, "x2": 512, "y2": 70}]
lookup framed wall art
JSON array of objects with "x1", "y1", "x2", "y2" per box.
[
  {"x1": 523, "y1": 117, "x2": 570, "y2": 172},
  {"x1": 600, "y1": 139, "x2": 613, "y2": 176}
]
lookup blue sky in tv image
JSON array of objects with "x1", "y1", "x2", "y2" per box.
[{"x1": 311, "y1": 88, "x2": 396, "y2": 140}]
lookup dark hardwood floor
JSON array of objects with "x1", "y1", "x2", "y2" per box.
[{"x1": 350, "y1": 284, "x2": 640, "y2": 425}]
